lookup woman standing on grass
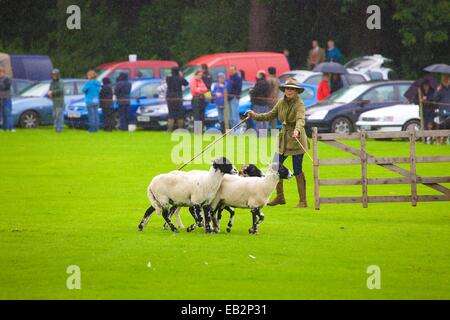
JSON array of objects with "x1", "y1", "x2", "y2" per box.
[
  {"x1": 247, "y1": 77, "x2": 308, "y2": 208},
  {"x1": 100, "y1": 77, "x2": 114, "y2": 132},
  {"x1": 82, "y1": 70, "x2": 101, "y2": 133}
]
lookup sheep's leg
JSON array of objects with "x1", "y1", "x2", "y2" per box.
[
  {"x1": 203, "y1": 206, "x2": 213, "y2": 234},
  {"x1": 192, "y1": 205, "x2": 204, "y2": 227},
  {"x1": 211, "y1": 209, "x2": 219, "y2": 234},
  {"x1": 249, "y1": 208, "x2": 264, "y2": 234},
  {"x1": 226, "y1": 207, "x2": 235, "y2": 233},
  {"x1": 162, "y1": 208, "x2": 179, "y2": 233},
  {"x1": 187, "y1": 207, "x2": 199, "y2": 232},
  {"x1": 138, "y1": 206, "x2": 155, "y2": 231},
  {"x1": 163, "y1": 206, "x2": 177, "y2": 230},
  {"x1": 174, "y1": 207, "x2": 184, "y2": 229}
]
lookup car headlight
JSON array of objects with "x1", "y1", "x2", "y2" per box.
[{"x1": 308, "y1": 110, "x2": 328, "y2": 120}]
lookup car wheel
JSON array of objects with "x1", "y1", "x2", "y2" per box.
[
  {"x1": 19, "y1": 111, "x2": 39, "y2": 128},
  {"x1": 331, "y1": 117, "x2": 353, "y2": 134},
  {"x1": 402, "y1": 119, "x2": 421, "y2": 132},
  {"x1": 402, "y1": 120, "x2": 421, "y2": 141}
]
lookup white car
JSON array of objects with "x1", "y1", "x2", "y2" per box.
[
  {"x1": 345, "y1": 54, "x2": 397, "y2": 80},
  {"x1": 356, "y1": 104, "x2": 421, "y2": 132}
]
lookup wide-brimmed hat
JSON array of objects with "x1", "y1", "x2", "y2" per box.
[{"x1": 279, "y1": 78, "x2": 304, "y2": 93}]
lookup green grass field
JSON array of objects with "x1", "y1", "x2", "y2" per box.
[{"x1": 0, "y1": 128, "x2": 449, "y2": 299}]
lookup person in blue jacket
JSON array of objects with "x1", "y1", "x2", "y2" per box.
[
  {"x1": 82, "y1": 70, "x2": 102, "y2": 133},
  {"x1": 326, "y1": 40, "x2": 344, "y2": 64},
  {"x1": 114, "y1": 72, "x2": 132, "y2": 131},
  {"x1": 211, "y1": 72, "x2": 228, "y2": 133},
  {"x1": 227, "y1": 65, "x2": 242, "y2": 130},
  {"x1": 0, "y1": 63, "x2": 13, "y2": 132}
]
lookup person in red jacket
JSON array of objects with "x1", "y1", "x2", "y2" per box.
[
  {"x1": 317, "y1": 73, "x2": 330, "y2": 101},
  {"x1": 190, "y1": 70, "x2": 208, "y2": 127}
]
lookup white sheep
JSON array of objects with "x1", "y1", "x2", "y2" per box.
[
  {"x1": 137, "y1": 157, "x2": 237, "y2": 233},
  {"x1": 210, "y1": 163, "x2": 293, "y2": 234},
  {"x1": 164, "y1": 164, "x2": 265, "y2": 232}
]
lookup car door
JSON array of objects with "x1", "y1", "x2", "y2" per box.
[{"x1": 350, "y1": 84, "x2": 397, "y2": 123}]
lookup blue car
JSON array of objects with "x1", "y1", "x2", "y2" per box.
[
  {"x1": 65, "y1": 79, "x2": 163, "y2": 128},
  {"x1": 11, "y1": 79, "x2": 88, "y2": 128},
  {"x1": 204, "y1": 82, "x2": 318, "y2": 131},
  {"x1": 136, "y1": 81, "x2": 255, "y2": 130}
]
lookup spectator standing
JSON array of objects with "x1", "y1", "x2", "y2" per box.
[
  {"x1": 266, "y1": 67, "x2": 280, "y2": 129},
  {"x1": 82, "y1": 70, "x2": 101, "y2": 133},
  {"x1": 190, "y1": 70, "x2": 208, "y2": 128},
  {"x1": 330, "y1": 74, "x2": 343, "y2": 93},
  {"x1": 307, "y1": 40, "x2": 326, "y2": 70},
  {"x1": 0, "y1": 63, "x2": 13, "y2": 132},
  {"x1": 227, "y1": 65, "x2": 242, "y2": 129},
  {"x1": 166, "y1": 66, "x2": 188, "y2": 131},
  {"x1": 211, "y1": 72, "x2": 228, "y2": 133},
  {"x1": 326, "y1": 40, "x2": 344, "y2": 64},
  {"x1": 433, "y1": 74, "x2": 450, "y2": 144},
  {"x1": 201, "y1": 64, "x2": 213, "y2": 91},
  {"x1": 114, "y1": 72, "x2": 132, "y2": 131},
  {"x1": 48, "y1": 69, "x2": 65, "y2": 133},
  {"x1": 250, "y1": 70, "x2": 270, "y2": 134},
  {"x1": 100, "y1": 77, "x2": 114, "y2": 132},
  {"x1": 317, "y1": 73, "x2": 331, "y2": 101}
]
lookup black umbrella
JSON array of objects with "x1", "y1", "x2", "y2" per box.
[
  {"x1": 313, "y1": 62, "x2": 348, "y2": 74},
  {"x1": 403, "y1": 74, "x2": 438, "y2": 103},
  {"x1": 423, "y1": 64, "x2": 450, "y2": 74}
]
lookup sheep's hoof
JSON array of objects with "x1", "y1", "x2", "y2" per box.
[
  {"x1": 197, "y1": 222, "x2": 204, "y2": 228},
  {"x1": 226, "y1": 227, "x2": 232, "y2": 233},
  {"x1": 187, "y1": 225, "x2": 195, "y2": 232},
  {"x1": 212, "y1": 227, "x2": 219, "y2": 234},
  {"x1": 205, "y1": 228, "x2": 212, "y2": 234},
  {"x1": 248, "y1": 228, "x2": 258, "y2": 235},
  {"x1": 163, "y1": 223, "x2": 168, "y2": 230},
  {"x1": 172, "y1": 228, "x2": 180, "y2": 233},
  {"x1": 138, "y1": 224, "x2": 144, "y2": 231}
]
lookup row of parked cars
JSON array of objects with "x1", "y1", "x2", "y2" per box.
[{"x1": 8, "y1": 52, "x2": 420, "y2": 135}]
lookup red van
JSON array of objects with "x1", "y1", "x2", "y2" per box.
[
  {"x1": 95, "y1": 60, "x2": 178, "y2": 83},
  {"x1": 182, "y1": 52, "x2": 290, "y2": 82}
]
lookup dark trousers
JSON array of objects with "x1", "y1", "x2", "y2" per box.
[
  {"x1": 102, "y1": 106, "x2": 114, "y2": 131},
  {"x1": 118, "y1": 104, "x2": 129, "y2": 131},
  {"x1": 167, "y1": 99, "x2": 184, "y2": 120},
  {"x1": 192, "y1": 96, "x2": 205, "y2": 122},
  {"x1": 274, "y1": 152, "x2": 304, "y2": 175}
]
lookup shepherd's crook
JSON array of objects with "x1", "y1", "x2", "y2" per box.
[
  {"x1": 294, "y1": 136, "x2": 313, "y2": 161},
  {"x1": 177, "y1": 117, "x2": 249, "y2": 171}
]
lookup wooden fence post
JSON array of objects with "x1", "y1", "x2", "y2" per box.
[
  {"x1": 360, "y1": 129, "x2": 368, "y2": 208},
  {"x1": 312, "y1": 127, "x2": 320, "y2": 210},
  {"x1": 409, "y1": 128, "x2": 417, "y2": 206}
]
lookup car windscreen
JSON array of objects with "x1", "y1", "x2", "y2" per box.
[
  {"x1": 20, "y1": 81, "x2": 50, "y2": 97},
  {"x1": 345, "y1": 57, "x2": 376, "y2": 69},
  {"x1": 325, "y1": 84, "x2": 372, "y2": 104}
]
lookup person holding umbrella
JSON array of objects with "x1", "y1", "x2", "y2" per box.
[
  {"x1": 247, "y1": 78, "x2": 308, "y2": 208},
  {"x1": 434, "y1": 74, "x2": 450, "y2": 144},
  {"x1": 423, "y1": 64, "x2": 450, "y2": 144}
]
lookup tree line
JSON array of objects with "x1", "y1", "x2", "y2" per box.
[{"x1": 0, "y1": 0, "x2": 448, "y2": 79}]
